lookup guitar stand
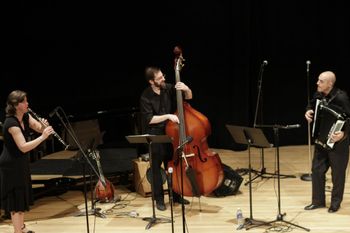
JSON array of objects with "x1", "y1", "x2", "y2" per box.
[
  {"x1": 76, "y1": 201, "x2": 106, "y2": 218},
  {"x1": 246, "y1": 125, "x2": 310, "y2": 232},
  {"x1": 126, "y1": 135, "x2": 172, "y2": 230},
  {"x1": 73, "y1": 153, "x2": 106, "y2": 219}
]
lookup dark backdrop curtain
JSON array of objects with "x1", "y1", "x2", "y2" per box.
[{"x1": 2, "y1": 1, "x2": 350, "y2": 149}]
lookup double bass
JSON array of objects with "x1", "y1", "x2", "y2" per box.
[{"x1": 166, "y1": 46, "x2": 224, "y2": 197}]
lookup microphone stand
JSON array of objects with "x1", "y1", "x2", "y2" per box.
[
  {"x1": 176, "y1": 138, "x2": 193, "y2": 233},
  {"x1": 253, "y1": 61, "x2": 267, "y2": 129},
  {"x1": 301, "y1": 60, "x2": 313, "y2": 181},
  {"x1": 51, "y1": 107, "x2": 103, "y2": 233},
  {"x1": 248, "y1": 124, "x2": 309, "y2": 232},
  {"x1": 167, "y1": 167, "x2": 175, "y2": 233},
  {"x1": 178, "y1": 146, "x2": 187, "y2": 233},
  {"x1": 247, "y1": 60, "x2": 276, "y2": 185}
]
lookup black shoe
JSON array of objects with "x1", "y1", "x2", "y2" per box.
[
  {"x1": 156, "y1": 201, "x2": 166, "y2": 211},
  {"x1": 328, "y1": 206, "x2": 340, "y2": 213},
  {"x1": 173, "y1": 196, "x2": 190, "y2": 205},
  {"x1": 304, "y1": 203, "x2": 325, "y2": 210},
  {"x1": 22, "y1": 224, "x2": 35, "y2": 233}
]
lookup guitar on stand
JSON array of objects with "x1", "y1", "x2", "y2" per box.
[
  {"x1": 77, "y1": 149, "x2": 119, "y2": 219},
  {"x1": 90, "y1": 149, "x2": 117, "y2": 203}
]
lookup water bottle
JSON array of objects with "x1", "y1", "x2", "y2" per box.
[{"x1": 236, "y1": 208, "x2": 244, "y2": 230}]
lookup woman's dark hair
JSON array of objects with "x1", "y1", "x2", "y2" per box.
[{"x1": 6, "y1": 90, "x2": 27, "y2": 117}]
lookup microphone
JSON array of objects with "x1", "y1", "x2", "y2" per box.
[
  {"x1": 285, "y1": 124, "x2": 301, "y2": 129},
  {"x1": 49, "y1": 106, "x2": 60, "y2": 118},
  {"x1": 306, "y1": 60, "x2": 311, "y2": 72},
  {"x1": 262, "y1": 60, "x2": 268, "y2": 66},
  {"x1": 177, "y1": 136, "x2": 193, "y2": 149}
]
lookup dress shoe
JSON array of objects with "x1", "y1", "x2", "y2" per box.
[
  {"x1": 304, "y1": 203, "x2": 325, "y2": 210},
  {"x1": 156, "y1": 201, "x2": 166, "y2": 211},
  {"x1": 328, "y1": 206, "x2": 340, "y2": 213},
  {"x1": 173, "y1": 196, "x2": 190, "y2": 205},
  {"x1": 22, "y1": 224, "x2": 35, "y2": 233}
]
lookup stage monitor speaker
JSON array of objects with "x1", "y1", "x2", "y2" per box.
[
  {"x1": 213, "y1": 164, "x2": 243, "y2": 197},
  {"x1": 133, "y1": 159, "x2": 168, "y2": 197}
]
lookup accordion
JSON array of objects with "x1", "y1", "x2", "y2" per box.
[{"x1": 312, "y1": 99, "x2": 346, "y2": 149}]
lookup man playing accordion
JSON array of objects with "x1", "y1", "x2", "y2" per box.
[{"x1": 304, "y1": 71, "x2": 350, "y2": 213}]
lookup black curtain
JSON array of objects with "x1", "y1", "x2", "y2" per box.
[{"x1": 2, "y1": 1, "x2": 350, "y2": 149}]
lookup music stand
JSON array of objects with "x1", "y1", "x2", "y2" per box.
[
  {"x1": 226, "y1": 125, "x2": 271, "y2": 230},
  {"x1": 248, "y1": 124, "x2": 310, "y2": 232},
  {"x1": 245, "y1": 136, "x2": 296, "y2": 186},
  {"x1": 126, "y1": 134, "x2": 172, "y2": 230}
]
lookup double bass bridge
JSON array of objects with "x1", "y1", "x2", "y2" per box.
[{"x1": 181, "y1": 152, "x2": 195, "y2": 167}]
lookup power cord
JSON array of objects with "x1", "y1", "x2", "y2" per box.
[{"x1": 115, "y1": 210, "x2": 139, "y2": 218}]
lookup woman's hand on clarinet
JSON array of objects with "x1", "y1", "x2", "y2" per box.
[
  {"x1": 40, "y1": 117, "x2": 49, "y2": 126},
  {"x1": 41, "y1": 126, "x2": 54, "y2": 140},
  {"x1": 305, "y1": 110, "x2": 314, "y2": 123}
]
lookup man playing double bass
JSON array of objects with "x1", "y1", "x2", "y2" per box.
[{"x1": 140, "y1": 66, "x2": 191, "y2": 211}]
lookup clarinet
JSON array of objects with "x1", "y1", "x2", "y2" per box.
[{"x1": 27, "y1": 108, "x2": 69, "y2": 150}]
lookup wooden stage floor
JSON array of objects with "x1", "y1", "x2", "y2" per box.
[{"x1": 1, "y1": 145, "x2": 349, "y2": 233}]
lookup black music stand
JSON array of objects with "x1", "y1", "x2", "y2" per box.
[
  {"x1": 248, "y1": 124, "x2": 310, "y2": 232},
  {"x1": 126, "y1": 134, "x2": 172, "y2": 230},
  {"x1": 226, "y1": 125, "x2": 271, "y2": 230},
  {"x1": 245, "y1": 136, "x2": 296, "y2": 186}
]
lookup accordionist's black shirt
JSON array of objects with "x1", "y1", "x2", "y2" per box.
[
  {"x1": 308, "y1": 87, "x2": 350, "y2": 117},
  {"x1": 308, "y1": 87, "x2": 350, "y2": 141}
]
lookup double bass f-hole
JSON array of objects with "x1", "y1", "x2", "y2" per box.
[{"x1": 193, "y1": 145, "x2": 207, "y2": 162}]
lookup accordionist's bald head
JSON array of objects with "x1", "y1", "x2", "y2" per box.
[
  {"x1": 317, "y1": 71, "x2": 336, "y2": 95},
  {"x1": 320, "y1": 71, "x2": 336, "y2": 85}
]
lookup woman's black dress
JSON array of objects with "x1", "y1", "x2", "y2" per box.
[{"x1": 0, "y1": 113, "x2": 33, "y2": 212}]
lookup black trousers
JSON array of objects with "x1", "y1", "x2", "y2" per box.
[
  {"x1": 311, "y1": 139, "x2": 349, "y2": 207},
  {"x1": 150, "y1": 141, "x2": 173, "y2": 202},
  {"x1": 147, "y1": 127, "x2": 173, "y2": 202}
]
